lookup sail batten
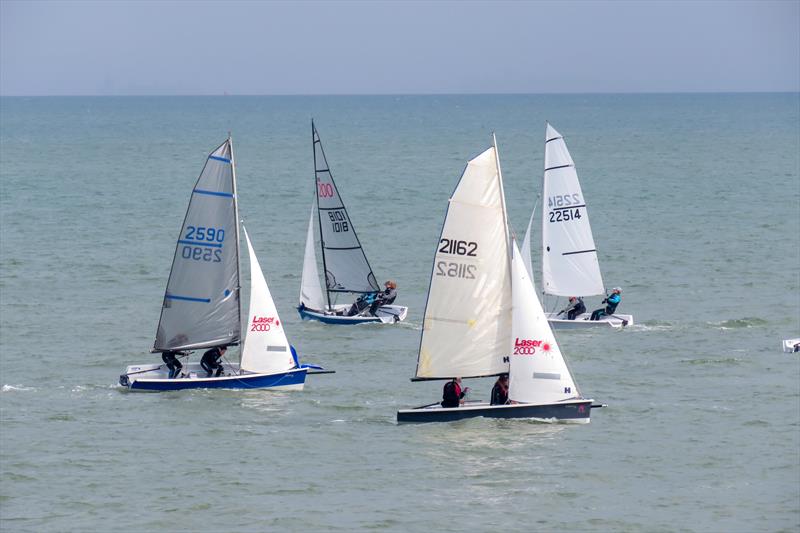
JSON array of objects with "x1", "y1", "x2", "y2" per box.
[
  {"x1": 154, "y1": 139, "x2": 241, "y2": 352},
  {"x1": 541, "y1": 124, "x2": 605, "y2": 297},
  {"x1": 312, "y1": 122, "x2": 379, "y2": 302}
]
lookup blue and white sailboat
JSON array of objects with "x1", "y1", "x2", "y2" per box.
[
  {"x1": 119, "y1": 137, "x2": 325, "y2": 391},
  {"x1": 297, "y1": 121, "x2": 408, "y2": 325}
]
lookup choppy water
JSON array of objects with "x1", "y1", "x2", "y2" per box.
[{"x1": 1, "y1": 94, "x2": 799, "y2": 532}]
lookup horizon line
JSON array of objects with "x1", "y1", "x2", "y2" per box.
[{"x1": 1, "y1": 90, "x2": 799, "y2": 98}]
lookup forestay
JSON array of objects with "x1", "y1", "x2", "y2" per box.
[
  {"x1": 415, "y1": 146, "x2": 512, "y2": 379},
  {"x1": 299, "y1": 204, "x2": 325, "y2": 310},
  {"x1": 240, "y1": 228, "x2": 295, "y2": 374},
  {"x1": 541, "y1": 123, "x2": 604, "y2": 297},
  {"x1": 154, "y1": 139, "x2": 241, "y2": 352},
  {"x1": 509, "y1": 241, "x2": 578, "y2": 404},
  {"x1": 313, "y1": 122, "x2": 379, "y2": 296}
]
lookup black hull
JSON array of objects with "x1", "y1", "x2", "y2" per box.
[{"x1": 396, "y1": 400, "x2": 593, "y2": 424}]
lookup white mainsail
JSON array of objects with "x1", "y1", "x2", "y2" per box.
[
  {"x1": 240, "y1": 227, "x2": 296, "y2": 374},
  {"x1": 541, "y1": 123, "x2": 604, "y2": 297},
  {"x1": 299, "y1": 203, "x2": 325, "y2": 310},
  {"x1": 313, "y1": 121, "x2": 379, "y2": 297},
  {"x1": 154, "y1": 139, "x2": 241, "y2": 352},
  {"x1": 509, "y1": 241, "x2": 578, "y2": 404},
  {"x1": 415, "y1": 145, "x2": 512, "y2": 379}
]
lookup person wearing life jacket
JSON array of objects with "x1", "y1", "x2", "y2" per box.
[
  {"x1": 368, "y1": 280, "x2": 398, "y2": 316},
  {"x1": 161, "y1": 350, "x2": 185, "y2": 379},
  {"x1": 590, "y1": 287, "x2": 622, "y2": 321},
  {"x1": 490, "y1": 374, "x2": 509, "y2": 405},
  {"x1": 560, "y1": 296, "x2": 586, "y2": 320},
  {"x1": 200, "y1": 345, "x2": 227, "y2": 377},
  {"x1": 441, "y1": 377, "x2": 469, "y2": 408}
]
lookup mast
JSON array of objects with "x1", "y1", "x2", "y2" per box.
[
  {"x1": 492, "y1": 132, "x2": 513, "y2": 270},
  {"x1": 229, "y1": 134, "x2": 243, "y2": 359},
  {"x1": 312, "y1": 120, "x2": 333, "y2": 311}
]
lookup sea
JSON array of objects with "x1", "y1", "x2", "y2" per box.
[{"x1": 1, "y1": 94, "x2": 798, "y2": 532}]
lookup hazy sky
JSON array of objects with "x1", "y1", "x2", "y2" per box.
[{"x1": 1, "y1": 0, "x2": 798, "y2": 95}]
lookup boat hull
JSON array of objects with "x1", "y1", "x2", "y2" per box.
[
  {"x1": 120, "y1": 363, "x2": 308, "y2": 392},
  {"x1": 546, "y1": 312, "x2": 633, "y2": 329},
  {"x1": 298, "y1": 304, "x2": 408, "y2": 325},
  {"x1": 784, "y1": 338, "x2": 800, "y2": 353},
  {"x1": 396, "y1": 398, "x2": 593, "y2": 423}
]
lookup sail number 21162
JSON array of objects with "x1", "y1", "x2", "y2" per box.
[{"x1": 435, "y1": 238, "x2": 477, "y2": 280}]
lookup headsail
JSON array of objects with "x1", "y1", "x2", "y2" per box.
[
  {"x1": 509, "y1": 240, "x2": 578, "y2": 404},
  {"x1": 521, "y1": 207, "x2": 536, "y2": 281},
  {"x1": 299, "y1": 203, "x2": 325, "y2": 310},
  {"x1": 240, "y1": 227, "x2": 295, "y2": 374},
  {"x1": 154, "y1": 139, "x2": 241, "y2": 352},
  {"x1": 415, "y1": 145, "x2": 512, "y2": 379},
  {"x1": 541, "y1": 123, "x2": 604, "y2": 297},
  {"x1": 313, "y1": 121, "x2": 379, "y2": 299}
]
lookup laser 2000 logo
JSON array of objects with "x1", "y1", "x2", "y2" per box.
[
  {"x1": 513, "y1": 338, "x2": 550, "y2": 355},
  {"x1": 250, "y1": 316, "x2": 279, "y2": 332}
]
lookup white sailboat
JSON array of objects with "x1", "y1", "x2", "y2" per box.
[
  {"x1": 119, "y1": 137, "x2": 325, "y2": 391},
  {"x1": 783, "y1": 338, "x2": 800, "y2": 353},
  {"x1": 522, "y1": 123, "x2": 634, "y2": 329},
  {"x1": 397, "y1": 136, "x2": 597, "y2": 423},
  {"x1": 297, "y1": 121, "x2": 408, "y2": 325}
]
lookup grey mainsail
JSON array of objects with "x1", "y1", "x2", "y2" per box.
[
  {"x1": 154, "y1": 139, "x2": 241, "y2": 351},
  {"x1": 312, "y1": 121, "x2": 379, "y2": 304}
]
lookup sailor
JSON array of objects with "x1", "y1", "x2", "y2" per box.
[
  {"x1": 368, "y1": 280, "x2": 398, "y2": 316},
  {"x1": 490, "y1": 373, "x2": 509, "y2": 405},
  {"x1": 161, "y1": 350, "x2": 185, "y2": 379},
  {"x1": 590, "y1": 287, "x2": 622, "y2": 321},
  {"x1": 200, "y1": 345, "x2": 227, "y2": 377},
  {"x1": 441, "y1": 377, "x2": 469, "y2": 408},
  {"x1": 560, "y1": 296, "x2": 586, "y2": 320}
]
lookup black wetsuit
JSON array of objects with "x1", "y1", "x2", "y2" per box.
[
  {"x1": 565, "y1": 298, "x2": 586, "y2": 320},
  {"x1": 441, "y1": 380, "x2": 465, "y2": 408},
  {"x1": 162, "y1": 351, "x2": 183, "y2": 379},
  {"x1": 369, "y1": 287, "x2": 397, "y2": 316},
  {"x1": 490, "y1": 381, "x2": 508, "y2": 405},
  {"x1": 200, "y1": 347, "x2": 225, "y2": 377}
]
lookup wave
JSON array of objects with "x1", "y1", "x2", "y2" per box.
[
  {"x1": 709, "y1": 317, "x2": 768, "y2": 329},
  {"x1": 1, "y1": 384, "x2": 35, "y2": 392}
]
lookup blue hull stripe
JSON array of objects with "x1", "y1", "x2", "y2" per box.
[
  {"x1": 165, "y1": 293, "x2": 210, "y2": 303},
  {"x1": 193, "y1": 189, "x2": 234, "y2": 198},
  {"x1": 177, "y1": 240, "x2": 223, "y2": 248},
  {"x1": 130, "y1": 369, "x2": 307, "y2": 391},
  {"x1": 208, "y1": 155, "x2": 231, "y2": 163}
]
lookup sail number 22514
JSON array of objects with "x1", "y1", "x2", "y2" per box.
[{"x1": 435, "y1": 238, "x2": 477, "y2": 280}]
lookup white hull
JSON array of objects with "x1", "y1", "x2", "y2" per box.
[
  {"x1": 299, "y1": 303, "x2": 408, "y2": 325},
  {"x1": 783, "y1": 338, "x2": 800, "y2": 353},
  {"x1": 545, "y1": 312, "x2": 633, "y2": 329}
]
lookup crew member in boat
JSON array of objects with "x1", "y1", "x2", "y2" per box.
[
  {"x1": 368, "y1": 280, "x2": 397, "y2": 315},
  {"x1": 590, "y1": 287, "x2": 622, "y2": 321},
  {"x1": 560, "y1": 296, "x2": 586, "y2": 320},
  {"x1": 441, "y1": 377, "x2": 469, "y2": 408},
  {"x1": 200, "y1": 345, "x2": 227, "y2": 377},
  {"x1": 490, "y1": 373, "x2": 509, "y2": 405},
  {"x1": 161, "y1": 350, "x2": 185, "y2": 379}
]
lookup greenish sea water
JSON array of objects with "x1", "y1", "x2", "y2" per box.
[{"x1": 1, "y1": 94, "x2": 799, "y2": 532}]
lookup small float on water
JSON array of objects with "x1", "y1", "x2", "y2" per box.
[
  {"x1": 297, "y1": 121, "x2": 408, "y2": 325},
  {"x1": 783, "y1": 339, "x2": 800, "y2": 353},
  {"x1": 119, "y1": 137, "x2": 329, "y2": 391},
  {"x1": 520, "y1": 123, "x2": 633, "y2": 329},
  {"x1": 397, "y1": 135, "x2": 600, "y2": 424}
]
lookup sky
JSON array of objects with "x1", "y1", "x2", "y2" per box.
[{"x1": 1, "y1": 0, "x2": 798, "y2": 95}]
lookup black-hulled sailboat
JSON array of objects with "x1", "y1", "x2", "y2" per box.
[{"x1": 397, "y1": 135, "x2": 597, "y2": 423}]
